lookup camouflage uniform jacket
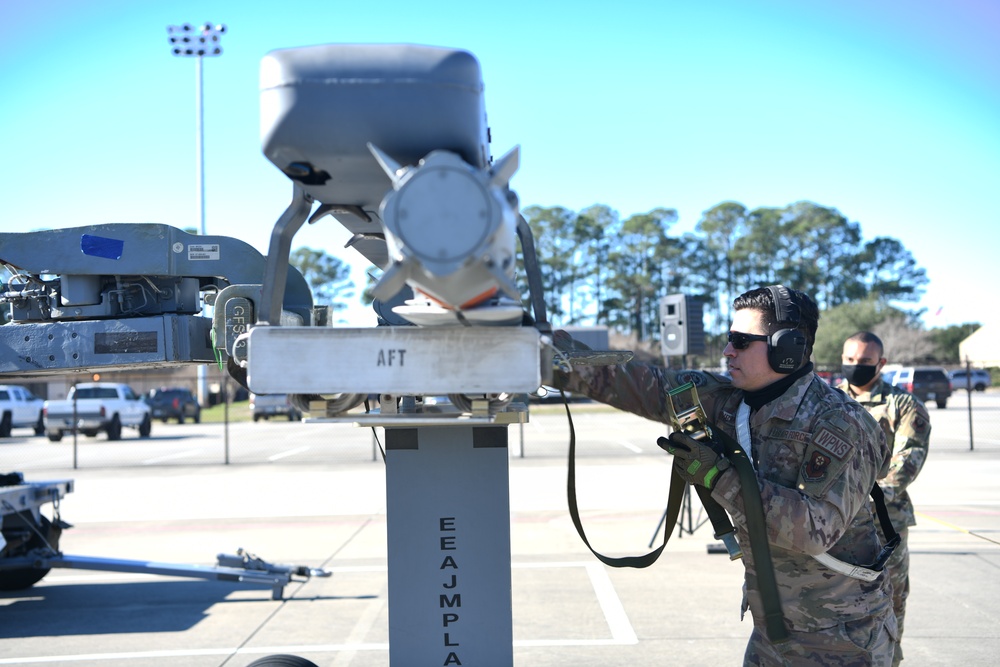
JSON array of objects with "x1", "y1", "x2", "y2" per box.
[
  {"x1": 838, "y1": 377, "x2": 931, "y2": 528},
  {"x1": 557, "y1": 353, "x2": 894, "y2": 634}
]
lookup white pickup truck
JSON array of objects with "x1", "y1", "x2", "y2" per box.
[
  {"x1": 249, "y1": 393, "x2": 302, "y2": 422},
  {"x1": 0, "y1": 385, "x2": 46, "y2": 437},
  {"x1": 43, "y1": 382, "x2": 152, "y2": 442}
]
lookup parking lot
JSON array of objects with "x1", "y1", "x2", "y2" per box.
[
  {"x1": 4, "y1": 390, "x2": 999, "y2": 472},
  {"x1": 2, "y1": 394, "x2": 1000, "y2": 665}
]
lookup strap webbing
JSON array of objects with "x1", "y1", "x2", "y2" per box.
[
  {"x1": 694, "y1": 484, "x2": 739, "y2": 549},
  {"x1": 871, "y1": 484, "x2": 898, "y2": 543},
  {"x1": 868, "y1": 483, "x2": 901, "y2": 566},
  {"x1": 716, "y1": 423, "x2": 790, "y2": 644},
  {"x1": 565, "y1": 395, "x2": 682, "y2": 568}
]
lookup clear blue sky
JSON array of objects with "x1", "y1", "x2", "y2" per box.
[{"x1": 2, "y1": 0, "x2": 997, "y2": 330}]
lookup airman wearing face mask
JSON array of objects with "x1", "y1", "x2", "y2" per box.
[{"x1": 839, "y1": 331, "x2": 931, "y2": 666}]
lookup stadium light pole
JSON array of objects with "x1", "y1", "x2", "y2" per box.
[
  {"x1": 167, "y1": 22, "x2": 226, "y2": 235},
  {"x1": 167, "y1": 22, "x2": 226, "y2": 409}
]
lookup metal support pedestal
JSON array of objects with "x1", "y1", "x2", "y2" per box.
[{"x1": 385, "y1": 425, "x2": 513, "y2": 666}]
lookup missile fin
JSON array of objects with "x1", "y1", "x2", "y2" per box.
[
  {"x1": 367, "y1": 143, "x2": 405, "y2": 187},
  {"x1": 489, "y1": 145, "x2": 520, "y2": 187},
  {"x1": 371, "y1": 261, "x2": 410, "y2": 302}
]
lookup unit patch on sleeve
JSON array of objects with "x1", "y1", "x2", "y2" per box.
[
  {"x1": 797, "y1": 428, "x2": 855, "y2": 496},
  {"x1": 802, "y1": 450, "x2": 832, "y2": 481},
  {"x1": 674, "y1": 371, "x2": 707, "y2": 387}
]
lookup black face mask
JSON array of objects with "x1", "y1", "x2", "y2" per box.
[{"x1": 842, "y1": 364, "x2": 879, "y2": 387}]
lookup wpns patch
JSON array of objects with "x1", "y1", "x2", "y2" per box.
[
  {"x1": 814, "y1": 428, "x2": 851, "y2": 459},
  {"x1": 802, "y1": 450, "x2": 832, "y2": 481}
]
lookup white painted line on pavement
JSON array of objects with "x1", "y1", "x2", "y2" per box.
[
  {"x1": 141, "y1": 449, "x2": 201, "y2": 465},
  {"x1": 12, "y1": 456, "x2": 68, "y2": 467},
  {"x1": 0, "y1": 648, "x2": 234, "y2": 664},
  {"x1": 0, "y1": 636, "x2": 639, "y2": 664},
  {"x1": 617, "y1": 440, "x2": 643, "y2": 453},
  {"x1": 584, "y1": 561, "x2": 639, "y2": 644},
  {"x1": 516, "y1": 561, "x2": 638, "y2": 644},
  {"x1": 515, "y1": 638, "x2": 639, "y2": 646},
  {"x1": 269, "y1": 445, "x2": 311, "y2": 461},
  {"x1": 331, "y1": 591, "x2": 388, "y2": 666}
]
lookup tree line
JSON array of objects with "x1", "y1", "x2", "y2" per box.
[
  {"x1": 516, "y1": 200, "x2": 975, "y2": 366},
  {"x1": 518, "y1": 200, "x2": 927, "y2": 336}
]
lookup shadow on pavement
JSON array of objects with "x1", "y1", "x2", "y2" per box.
[{"x1": 0, "y1": 579, "x2": 377, "y2": 638}]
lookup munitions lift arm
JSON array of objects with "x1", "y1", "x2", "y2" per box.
[{"x1": 0, "y1": 223, "x2": 314, "y2": 376}]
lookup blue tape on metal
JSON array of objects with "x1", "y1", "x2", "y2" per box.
[{"x1": 80, "y1": 234, "x2": 124, "y2": 260}]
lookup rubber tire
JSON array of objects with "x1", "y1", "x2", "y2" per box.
[
  {"x1": 106, "y1": 415, "x2": 122, "y2": 441},
  {"x1": 0, "y1": 412, "x2": 11, "y2": 438},
  {"x1": 975, "y1": 383, "x2": 986, "y2": 392},
  {"x1": 0, "y1": 515, "x2": 60, "y2": 591},
  {"x1": 178, "y1": 412, "x2": 185, "y2": 424},
  {"x1": 82, "y1": 430, "x2": 100, "y2": 438},
  {"x1": 47, "y1": 430, "x2": 63, "y2": 442},
  {"x1": 34, "y1": 413, "x2": 45, "y2": 436},
  {"x1": 193, "y1": 410, "x2": 201, "y2": 424},
  {"x1": 936, "y1": 398, "x2": 947, "y2": 409},
  {"x1": 246, "y1": 656, "x2": 320, "y2": 667},
  {"x1": 139, "y1": 415, "x2": 152, "y2": 438}
]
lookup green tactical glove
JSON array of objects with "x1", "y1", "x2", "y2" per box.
[{"x1": 657, "y1": 432, "x2": 730, "y2": 489}]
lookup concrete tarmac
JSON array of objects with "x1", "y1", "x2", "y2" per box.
[{"x1": 2, "y1": 405, "x2": 999, "y2": 666}]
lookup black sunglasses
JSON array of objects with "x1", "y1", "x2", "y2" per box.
[{"x1": 727, "y1": 331, "x2": 769, "y2": 350}]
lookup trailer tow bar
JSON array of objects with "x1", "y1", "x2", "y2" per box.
[{"x1": 1, "y1": 547, "x2": 331, "y2": 600}]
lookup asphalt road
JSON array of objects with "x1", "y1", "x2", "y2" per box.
[{"x1": 1, "y1": 392, "x2": 999, "y2": 666}]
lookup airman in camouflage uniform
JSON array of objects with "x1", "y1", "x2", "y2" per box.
[
  {"x1": 840, "y1": 331, "x2": 931, "y2": 665},
  {"x1": 554, "y1": 287, "x2": 897, "y2": 665}
]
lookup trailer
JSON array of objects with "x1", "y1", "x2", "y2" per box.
[{"x1": 0, "y1": 472, "x2": 329, "y2": 599}]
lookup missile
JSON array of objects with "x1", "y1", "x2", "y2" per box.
[{"x1": 368, "y1": 143, "x2": 523, "y2": 324}]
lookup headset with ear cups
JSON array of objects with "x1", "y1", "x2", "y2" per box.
[{"x1": 766, "y1": 285, "x2": 807, "y2": 374}]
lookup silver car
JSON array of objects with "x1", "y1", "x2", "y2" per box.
[{"x1": 948, "y1": 369, "x2": 992, "y2": 392}]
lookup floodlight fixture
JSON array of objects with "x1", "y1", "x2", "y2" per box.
[{"x1": 167, "y1": 23, "x2": 227, "y2": 57}]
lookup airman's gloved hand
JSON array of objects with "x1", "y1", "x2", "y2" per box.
[
  {"x1": 657, "y1": 432, "x2": 730, "y2": 489},
  {"x1": 549, "y1": 330, "x2": 579, "y2": 379}
]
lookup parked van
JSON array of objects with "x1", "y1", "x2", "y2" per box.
[{"x1": 887, "y1": 366, "x2": 952, "y2": 409}]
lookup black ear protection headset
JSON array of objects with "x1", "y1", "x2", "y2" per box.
[{"x1": 766, "y1": 285, "x2": 807, "y2": 374}]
